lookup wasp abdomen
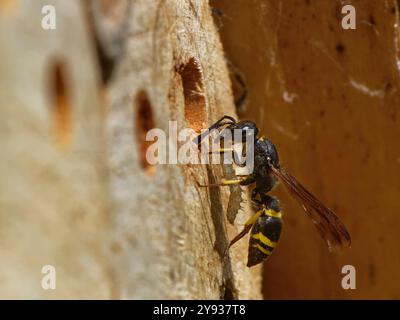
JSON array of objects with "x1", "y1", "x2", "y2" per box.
[{"x1": 247, "y1": 209, "x2": 283, "y2": 267}]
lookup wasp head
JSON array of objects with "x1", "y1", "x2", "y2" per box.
[{"x1": 227, "y1": 120, "x2": 259, "y2": 143}]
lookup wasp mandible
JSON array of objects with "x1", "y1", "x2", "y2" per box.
[{"x1": 195, "y1": 115, "x2": 351, "y2": 267}]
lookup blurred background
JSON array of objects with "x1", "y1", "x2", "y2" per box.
[
  {"x1": 1, "y1": 0, "x2": 399, "y2": 299},
  {"x1": 211, "y1": 0, "x2": 400, "y2": 299}
]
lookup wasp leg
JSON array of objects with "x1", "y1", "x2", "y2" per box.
[
  {"x1": 208, "y1": 147, "x2": 249, "y2": 169},
  {"x1": 210, "y1": 132, "x2": 251, "y2": 169},
  {"x1": 208, "y1": 148, "x2": 233, "y2": 154},
  {"x1": 224, "y1": 208, "x2": 264, "y2": 256},
  {"x1": 197, "y1": 175, "x2": 254, "y2": 188}
]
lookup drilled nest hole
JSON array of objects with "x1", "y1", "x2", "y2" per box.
[
  {"x1": 178, "y1": 57, "x2": 206, "y2": 132},
  {"x1": 48, "y1": 60, "x2": 73, "y2": 150},
  {"x1": 135, "y1": 90, "x2": 156, "y2": 175}
]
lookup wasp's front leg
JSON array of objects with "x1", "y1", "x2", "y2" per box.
[{"x1": 197, "y1": 175, "x2": 254, "y2": 188}]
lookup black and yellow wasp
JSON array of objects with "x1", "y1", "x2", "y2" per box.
[{"x1": 195, "y1": 115, "x2": 351, "y2": 267}]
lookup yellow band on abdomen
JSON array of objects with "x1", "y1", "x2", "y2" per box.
[
  {"x1": 253, "y1": 244, "x2": 272, "y2": 255},
  {"x1": 252, "y1": 232, "x2": 278, "y2": 248}
]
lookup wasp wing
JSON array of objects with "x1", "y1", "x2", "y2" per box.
[{"x1": 270, "y1": 165, "x2": 351, "y2": 252}]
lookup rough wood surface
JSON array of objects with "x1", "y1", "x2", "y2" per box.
[
  {"x1": 101, "y1": 0, "x2": 261, "y2": 300},
  {"x1": 0, "y1": 0, "x2": 109, "y2": 299},
  {"x1": 0, "y1": 0, "x2": 261, "y2": 299}
]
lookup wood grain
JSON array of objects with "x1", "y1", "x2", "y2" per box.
[
  {"x1": 0, "y1": 0, "x2": 261, "y2": 299},
  {"x1": 211, "y1": 0, "x2": 400, "y2": 299}
]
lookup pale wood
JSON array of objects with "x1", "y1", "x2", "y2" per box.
[
  {"x1": 0, "y1": 0, "x2": 261, "y2": 299},
  {"x1": 0, "y1": 0, "x2": 110, "y2": 299},
  {"x1": 101, "y1": 0, "x2": 261, "y2": 300}
]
